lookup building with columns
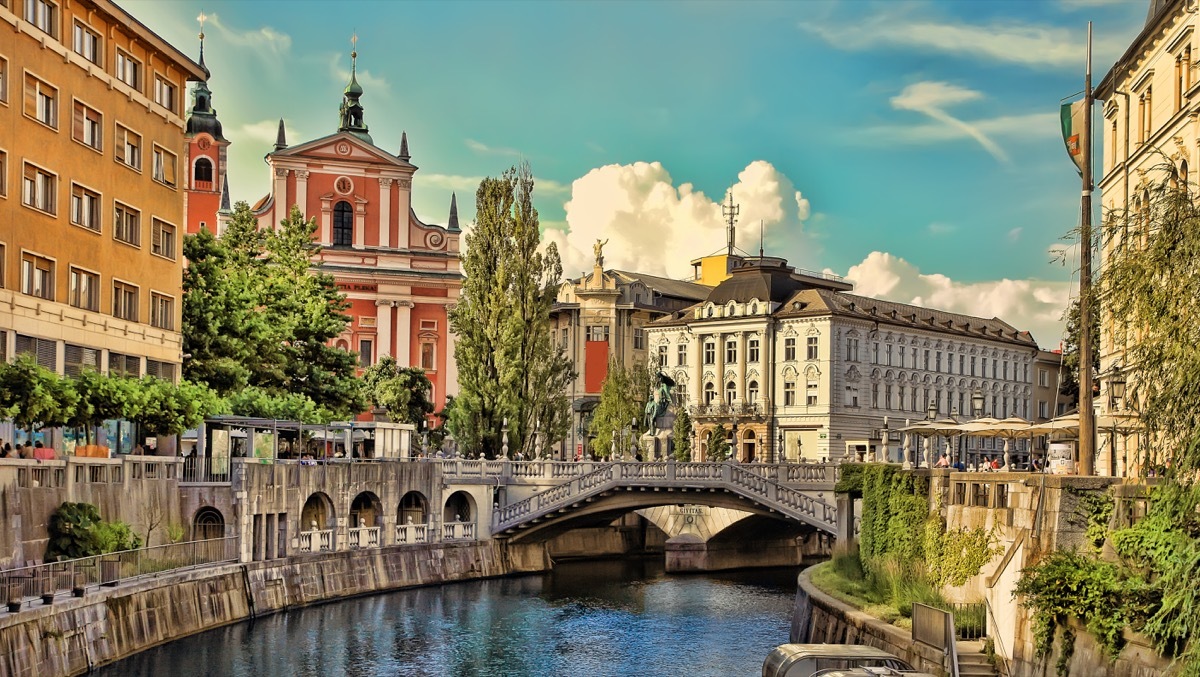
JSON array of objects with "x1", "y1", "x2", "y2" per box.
[
  {"x1": 1094, "y1": 0, "x2": 1193, "y2": 475},
  {"x1": 646, "y1": 255, "x2": 1039, "y2": 464},
  {"x1": 549, "y1": 247, "x2": 711, "y2": 459},
  {"x1": 245, "y1": 50, "x2": 462, "y2": 410}
]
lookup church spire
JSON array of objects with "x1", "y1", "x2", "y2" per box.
[
  {"x1": 448, "y1": 193, "x2": 460, "y2": 232},
  {"x1": 186, "y1": 12, "x2": 225, "y2": 141},
  {"x1": 274, "y1": 118, "x2": 287, "y2": 151},
  {"x1": 337, "y1": 34, "x2": 372, "y2": 143},
  {"x1": 219, "y1": 174, "x2": 232, "y2": 214},
  {"x1": 399, "y1": 131, "x2": 410, "y2": 161}
]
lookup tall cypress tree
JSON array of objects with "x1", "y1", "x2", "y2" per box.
[{"x1": 450, "y1": 164, "x2": 574, "y2": 458}]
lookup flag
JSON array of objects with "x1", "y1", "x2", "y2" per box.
[{"x1": 1060, "y1": 99, "x2": 1087, "y2": 176}]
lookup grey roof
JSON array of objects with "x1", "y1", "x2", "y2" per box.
[
  {"x1": 609, "y1": 270, "x2": 711, "y2": 301},
  {"x1": 1097, "y1": 0, "x2": 1182, "y2": 96}
]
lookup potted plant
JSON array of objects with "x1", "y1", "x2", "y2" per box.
[{"x1": 6, "y1": 583, "x2": 23, "y2": 613}]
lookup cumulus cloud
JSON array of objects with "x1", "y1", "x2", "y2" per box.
[
  {"x1": 840, "y1": 252, "x2": 1073, "y2": 348},
  {"x1": 206, "y1": 14, "x2": 291, "y2": 57},
  {"x1": 238, "y1": 118, "x2": 300, "y2": 146},
  {"x1": 544, "y1": 160, "x2": 812, "y2": 279}
]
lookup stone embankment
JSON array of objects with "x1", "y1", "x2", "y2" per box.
[{"x1": 0, "y1": 541, "x2": 550, "y2": 677}]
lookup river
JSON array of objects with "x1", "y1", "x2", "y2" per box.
[{"x1": 98, "y1": 558, "x2": 801, "y2": 676}]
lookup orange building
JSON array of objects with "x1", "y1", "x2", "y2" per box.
[
  {"x1": 247, "y1": 50, "x2": 462, "y2": 410},
  {"x1": 0, "y1": 0, "x2": 202, "y2": 378}
]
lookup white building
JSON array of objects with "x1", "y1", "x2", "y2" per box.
[{"x1": 646, "y1": 256, "x2": 1040, "y2": 464}]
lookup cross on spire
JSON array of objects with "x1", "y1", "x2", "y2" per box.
[{"x1": 723, "y1": 191, "x2": 740, "y2": 256}]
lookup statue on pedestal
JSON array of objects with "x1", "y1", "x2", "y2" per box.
[{"x1": 593, "y1": 238, "x2": 608, "y2": 267}]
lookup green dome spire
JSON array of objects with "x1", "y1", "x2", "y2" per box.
[{"x1": 337, "y1": 34, "x2": 371, "y2": 143}]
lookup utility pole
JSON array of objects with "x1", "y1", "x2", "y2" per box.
[{"x1": 1079, "y1": 22, "x2": 1097, "y2": 476}]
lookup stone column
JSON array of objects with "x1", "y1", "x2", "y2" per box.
[
  {"x1": 295, "y1": 170, "x2": 309, "y2": 217},
  {"x1": 379, "y1": 178, "x2": 393, "y2": 248},
  {"x1": 272, "y1": 167, "x2": 288, "y2": 230},
  {"x1": 690, "y1": 333, "x2": 703, "y2": 400},
  {"x1": 835, "y1": 493, "x2": 855, "y2": 546},
  {"x1": 736, "y1": 332, "x2": 747, "y2": 404},
  {"x1": 354, "y1": 201, "x2": 366, "y2": 249},
  {"x1": 395, "y1": 301, "x2": 413, "y2": 366},
  {"x1": 376, "y1": 300, "x2": 394, "y2": 359}
]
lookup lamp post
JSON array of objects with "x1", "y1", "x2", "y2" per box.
[
  {"x1": 927, "y1": 400, "x2": 939, "y2": 467},
  {"x1": 1109, "y1": 372, "x2": 1126, "y2": 476},
  {"x1": 971, "y1": 388, "x2": 985, "y2": 468}
]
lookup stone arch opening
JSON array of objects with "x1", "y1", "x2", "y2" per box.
[
  {"x1": 349, "y1": 491, "x2": 382, "y2": 529},
  {"x1": 333, "y1": 201, "x2": 353, "y2": 246},
  {"x1": 193, "y1": 506, "x2": 224, "y2": 540},
  {"x1": 740, "y1": 427, "x2": 758, "y2": 463},
  {"x1": 444, "y1": 490, "x2": 475, "y2": 523},
  {"x1": 194, "y1": 157, "x2": 213, "y2": 184},
  {"x1": 398, "y1": 491, "x2": 428, "y2": 526},
  {"x1": 301, "y1": 491, "x2": 335, "y2": 531}
]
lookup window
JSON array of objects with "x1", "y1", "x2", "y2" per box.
[
  {"x1": 73, "y1": 21, "x2": 100, "y2": 64},
  {"x1": 871, "y1": 383, "x2": 879, "y2": 408},
  {"x1": 70, "y1": 183, "x2": 100, "y2": 231},
  {"x1": 992, "y1": 359, "x2": 998, "y2": 379},
  {"x1": 115, "y1": 50, "x2": 140, "y2": 90},
  {"x1": 16, "y1": 334, "x2": 57, "y2": 371},
  {"x1": 64, "y1": 344, "x2": 100, "y2": 378},
  {"x1": 0, "y1": 57, "x2": 6, "y2": 104},
  {"x1": 807, "y1": 336, "x2": 818, "y2": 360},
  {"x1": 784, "y1": 337, "x2": 796, "y2": 361},
  {"x1": 69, "y1": 267, "x2": 99, "y2": 311},
  {"x1": 22, "y1": 163, "x2": 56, "y2": 213},
  {"x1": 559, "y1": 327, "x2": 567, "y2": 348},
  {"x1": 885, "y1": 343, "x2": 892, "y2": 366},
  {"x1": 657, "y1": 344, "x2": 667, "y2": 367},
  {"x1": 935, "y1": 351, "x2": 942, "y2": 372},
  {"x1": 806, "y1": 380, "x2": 818, "y2": 406},
  {"x1": 1038, "y1": 400, "x2": 1049, "y2": 419},
  {"x1": 421, "y1": 342, "x2": 436, "y2": 370},
  {"x1": 923, "y1": 350, "x2": 930, "y2": 370},
  {"x1": 959, "y1": 355, "x2": 965, "y2": 374},
  {"x1": 358, "y1": 339, "x2": 373, "y2": 367},
  {"x1": 151, "y1": 220, "x2": 176, "y2": 260},
  {"x1": 146, "y1": 359, "x2": 175, "y2": 381},
  {"x1": 25, "y1": 0, "x2": 58, "y2": 38},
  {"x1": 873, "y1": 342, "x2": 879, "y2": 363},
  {"x1": 73, "y1": 100, "x2": 102, "y2": 150},
  {"x1": 748, "y1": 338, "x2": 760, "y2": 363},
  {"x1": 586, "y1": 325, "x2": 610, "y2": 342},
  {"x1": 150, "y1": 293, "x2": 174, "y2": 330},
  {"x1": 725, "y1": 381, "x2": 736, "y2": 405},
  {"x1": 1038, "y1": 369, "x2": 1049, "y2": 388},
  {"x1": 847, "y1": 338, "x2": 859, "y2": 362},
  {"x1": 704, "y1": 382, "x2": 716, "y2": 405},
  {"x1": 725, "y1": 339, "x2": 737, "y2": 364},
  {"x1": 112, "y1": 280, "x2": 138, "y2": 321},
  {"x1": 1003, "y1": 361, "x2": 1009, "y2": 380},
  {"x1": 152, "y1": 146, "x2": 177, "y2": 186},
  {"x1": 114, "y1": 203, "x2": 140, "y2": 245},
  {"x1": 703, "y1": 341, "x2": 715, "y2": 365},
  {"x1": 21, "y1": 253, "x2": 54, "y2": 300},
  {"x1": 24, "y1": 74, "x2": 57, "y2": 128},
  {"x1": 115, "y1": 125, "x2": 141, "y2": 170},
  {"x1": 847, "y1": 386, "x2": 859, "y2": 408},
  {"x1": 677, "y1": 344, "x2": 687, "y2": 366},
  {"x1": 747, "y1": 380, "x2": 759, "y2": 404},
  {"x1": 633, "y1": 327, "x2": 645, "y2": 350},
  {"x1": 194, "y1": 157, "x2": 214, "y2": 185},
  {"x1": 109, "y1": 352, "x2": 140, "y2": 377},
  {"x1": 783, "y1": 381, "x2": 796, "y2": 406},
  {"x1": 153, "y1": 76, "x2": 176, "y2": 113},
  {"x1": 333, "y1": 201, "x2": 353, "y2": 245}
]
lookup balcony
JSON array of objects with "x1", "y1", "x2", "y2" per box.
[{"x1": 689, "y1": 402, "x2": 764, "y2": 419}]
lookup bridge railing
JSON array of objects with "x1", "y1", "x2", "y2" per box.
[{"x1": 437, "y1": 459, "x2": 841, "y2": 484}]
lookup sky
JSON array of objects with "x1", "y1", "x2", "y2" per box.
[{"x1": 124, "y1": 0, "x2": 1149, "y2": 348}]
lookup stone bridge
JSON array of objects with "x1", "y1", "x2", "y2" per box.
[{"x1": 461, "y1": 460, "x2": 841, "y2": 543}]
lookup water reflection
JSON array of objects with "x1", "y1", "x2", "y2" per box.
[{"x1": 99, "y1": 558, "x2": 799, "y2": 677}]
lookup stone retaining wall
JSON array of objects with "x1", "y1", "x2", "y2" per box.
[{"x1": 0, "y1": 540, "x2": 551, "y2": 677}]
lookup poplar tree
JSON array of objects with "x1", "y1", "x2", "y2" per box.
[
  {"x1": 449, "y1": 164, "x2": 574, "y2": 458},
  {"x1": 672, "y1": 407, "x2": 693, "y2": 461}
]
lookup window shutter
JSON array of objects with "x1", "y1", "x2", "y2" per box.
[
  {"x1": 23, "y1": 76, "x2": 35, "y2": 117},
  {"x1": 164, "y1": 153, "x2": 176, "y2": 185},
  {"x1": 114, "y1": 127, "x2": 125, "y2": 163},
  {"x1": 36, "y1": 338, "x2": 57, "y2": 371},
  {"x1": 73, "y1": 102, "x2": 84, "y2": 140},
  {"x1": 16, "y1": 333, "x2": 35, "y2": 356}
]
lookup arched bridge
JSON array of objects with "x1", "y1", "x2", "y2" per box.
[{"x1": 490, "y1": 461, "x2": 838, "y2": 542}]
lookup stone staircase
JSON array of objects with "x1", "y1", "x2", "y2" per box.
[{"x1": 955, "y1": 641, "x2": 1000, "y2": 677}]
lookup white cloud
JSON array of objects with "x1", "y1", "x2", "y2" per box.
[
  {"x1": 1008, "y1": 227, "x2": 1024, "y2": 242},
  {"x1": 415, "y1": 173, "x2": 568, "y2": 196},
  {"x1": 545, "y1": 160, "x2": 812, "y2": 279},
  {"x1": 465, "y1": 138, "x2": 522, "y2": 157},
  {"x1": 800, "y1": 13, "x2": 1115, "y2": 70},
  {"x1": 238, "y1": 118, "x2": 298, "y2": 146},
  {"x1": 858, "y1": 112, "x2": 1059, "y2": 146},
  {"x1": 927, "y1": 222, "x2": 957, "y2": 236},
  {"x1": 207, "y1": 14, "x2": 291, "y2": 58},
  {"x1": 840, "y1": 252, "x2": 1073, "y2": 348},
  {"x1": 891, "y1": 82, "x2": 1008, "y2": 162}
]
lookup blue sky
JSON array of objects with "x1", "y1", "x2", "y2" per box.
[{"x1": 125, "y1": 0, "x2": 1148, "y2": 346}]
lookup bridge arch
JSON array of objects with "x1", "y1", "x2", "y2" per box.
[
  {"x1": 398, "y1": 490, "x2": 428, "y2": 525},
  {"x1": 301, "y1": 491, "x2": 335, "y2": 531}
]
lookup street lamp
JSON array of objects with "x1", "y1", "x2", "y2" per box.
[
  {"x1": 971, "y1": 389, "x2": 985, "y2": 417},
  {"x1": 1109, "y1": 375, "x2": 1127, "y2": 410},
  {"x1": 927, "y1": 400, "x2": 938, "y2": 421}
]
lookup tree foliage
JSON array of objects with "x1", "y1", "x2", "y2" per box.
[
  {"x1": 65, "y1": 369, "x2": 140, "y2": 445},
  {"x1": 133, "y1": 378, "x2": 224, "y2": 437},
  {"x1": 225, "y1": 386, "x2": 333, "y2": 423},
  {"x1": 361, "y1": 356, "x2": 434, "y2": 425},
  {"x1": 588, "y1": 357, "x2": 648, "y2": 458},
  {"x1": 182, "y1": 202, "x2": 364, "y2": 419},
  {"x1": 1059, "y1": 296, "x2": 1099, "y2": 405},
  {"x1": 449, "y1": 164, "x2": 575, "y2": 457},
  {"x1": 45, "y1": 502, "x2": 143, "y2": 562},
  {"x1": 672, "y1": 406, "x2": 693, "y2": 461},
  {"x1": 706, "y1": 424, "x2": 731, "y2": 461},
  {"x1": 0, "y1": 356, "x2": 79, "y2": 432}
]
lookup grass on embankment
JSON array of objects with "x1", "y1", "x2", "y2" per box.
[{"x1": 808, "y1": 550, "x2": 952, "y2": 630}]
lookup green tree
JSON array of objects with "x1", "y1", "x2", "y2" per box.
[
  {"x1": 361, "y1": 356, "x2": 434, "y2": 425},
  {"x1": 45, "y1": 503, "x2": 103, "y2": 562},
  {"x1": 589, "y1": 358, "x2": 643, "y2": 458},
  {"x1": 672, "y1": 406, "x2": 693, "y2": 461},
  {"x1": 64, "y1": 369, "x2": 139, "y2": 445},
  {"x1": 0, "y1": 356, "x2": 78, "y2": 436},
  {"x1": 450, "y1": 164, "x2": 574, "y2": 458},
  {"x1": 707, "y1": 424, "x2": 731, "y2": 461},
  {"x1": 1059, "y1": 295, "x2": 1099, "y2": 405},
  {"x1": 225, "y1": 386, "x2": 333, "y2": 423},
  {"x1": 133, "y1": 378, "x2": 224, "y2": 437}
]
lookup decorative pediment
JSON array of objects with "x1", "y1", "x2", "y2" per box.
[
  {"x1": 702, "y1": 370, "x2": 716, "y2": 383},
  {"x1": 746, "y1": 368, "x2": 760, "y2": 382},
  {"x1": 272, "y1": 131, "x2": 416, "y2": 169},
  {"x1": 805, "y1": 326, "x2": 821, "y2": 336},
  {"x1": 673, "y1": 370, "x2": 689, "y2": 384},
  {"x1": 845, "y1": 366, "x2": 861, "y2": 382},
  {"x1": 782, "y1": 365, "x2": 800, "y2": 379},
  {"x1": 781, "y1": 325, "x2": 799, "y2": 337},
  {"x1": 723, "y1": 370, "x2": 737, "y2": 383},
  {"x1": 804, "y1": 365, "x2": 821, "y2": 378},
  {"x1": 871, "y1": 368, "x2": 882, "y2": 381},
  {"x1": 884, "y1": 370, "x2": 895, "y2": 381}
]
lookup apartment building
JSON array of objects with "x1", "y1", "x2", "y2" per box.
[{"x1": 0, "y1": 0, "x2": 204, "y2": 445}]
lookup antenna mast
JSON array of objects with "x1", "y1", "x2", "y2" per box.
[{"x1": 722, "y1": 191, "x2": 740, "y2": 256}]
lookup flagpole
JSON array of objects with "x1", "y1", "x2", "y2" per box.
[{"x1": 1079, "y1": 22, "x2": 1096, "y2": 476}]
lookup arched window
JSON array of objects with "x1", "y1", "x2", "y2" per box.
[
  {"x1": 703, "y1": 382, "x2": 716, "y2": 405},
  {"x1": 194, "y1": 158, "x2": 213, "y2": 184},
  {"x1": 333, "y1": 201, "x2": 353, "y2": 246},
  {"x1": 725, "y1": 381, "x2": 737, "y2": 405},
  {"x1": 747, "y1": 380, "x2": 759, "y2": 404},
  {"x1": 1181, "y1": 159, "x2": 1189, "y2": 188}
]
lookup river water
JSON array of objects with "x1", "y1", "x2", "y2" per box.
[{"x1": 98, "y1": 558, "x2": 800, "y2": 677}]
